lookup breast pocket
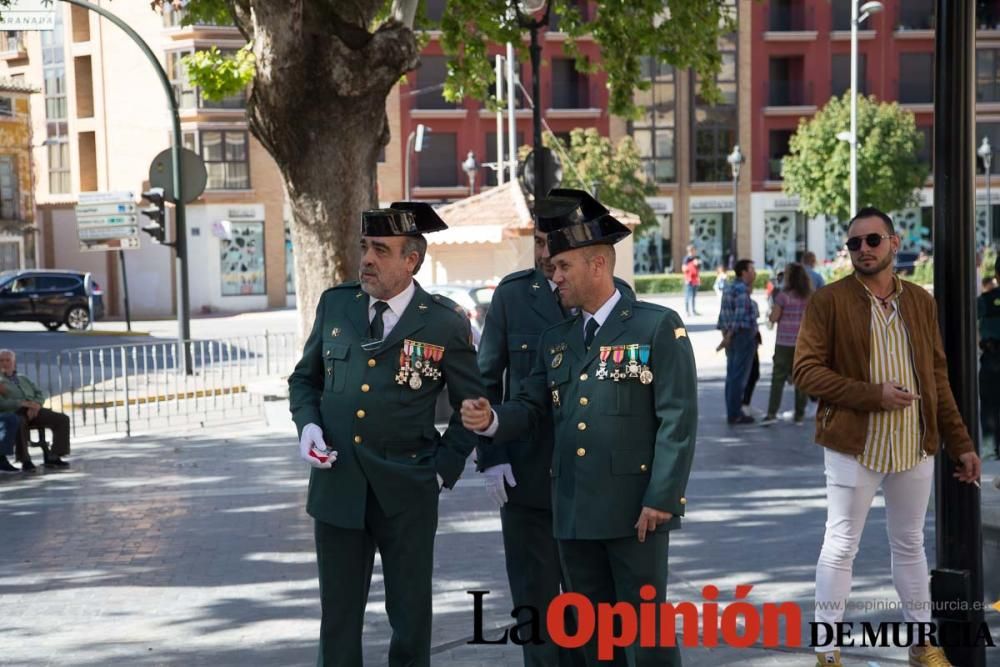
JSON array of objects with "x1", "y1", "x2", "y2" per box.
[
  {"x1": 322, "y1": 342, "x2": 349, "y2": 393},
  {"x1": 508, "y1": 333, "x2": 539, "y2": 382}
]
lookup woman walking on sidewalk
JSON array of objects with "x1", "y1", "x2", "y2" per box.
[{"x1": 761, "y1": 262, "x2": 812, "y2": 426}]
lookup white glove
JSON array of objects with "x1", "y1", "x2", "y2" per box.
[
  {"x1": 299, "y1": 423, "x2": 336, "y2": 469},
  {"x1": 483, "y1": 463, "x2": 517, "y2": 507},
  {"x1": 437, "y1": 473, "x2": 445, "y2": 490}
]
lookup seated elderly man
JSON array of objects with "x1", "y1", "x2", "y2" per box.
[{"x1": 0, "y1": 349, "x2": 72, "y2": 470}]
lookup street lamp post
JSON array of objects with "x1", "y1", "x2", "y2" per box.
[
  {"x1": 979, "y1": 136, "x2": 992, "y2": 245},
  {"x1": 849, "y1": 0, "x2": 883, "y2": 215},
  {"x1": 727, "y1": 145, "x2": 745, "y2": 270},
  {"x1": 461, "y1": 151, "x2": 479, "y2": 196},
  {"x1": 404, "y1": 123, "x2": 429, "y2": 201},
  {"x1": 512, "y1": 0, "x2": 550, "y2": 203}
]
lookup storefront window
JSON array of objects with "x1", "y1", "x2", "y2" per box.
[{"x1": 220, "y1": 221, "x2": 265, "y2": 295}]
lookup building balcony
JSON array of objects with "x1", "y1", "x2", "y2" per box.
[
  {"x1": 768, "y1": 80, "x2": 812, "y2": 107},
  {"x1": 0, "y1": 32, "x2": 27, "y2": 61},
  {"x1": 767, "y1": 3, "x2": 814, "y2": 33}
]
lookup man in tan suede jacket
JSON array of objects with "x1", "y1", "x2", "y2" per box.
[{"x1": 793, "y1": 207, "x2": 980, "y2": 667}]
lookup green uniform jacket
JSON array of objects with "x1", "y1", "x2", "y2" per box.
[
  {"x1": 288, "y1": 281, "x2": 485, "y2": 530},
  {"x1": 491, "y1": 293, "x2": 697, "y2": 540},
  {"x1": 0, "y1": 373, "x2": 47, "y2": 413},
  {"x1": 979, "y1": 290, "x2": 1000, "y2": 342},
  {"x1": 476, "y1": 268, "x2": 635, "y2": 509}
]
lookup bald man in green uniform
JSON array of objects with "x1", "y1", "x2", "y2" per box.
[
  {"x1": 475, "y1": 200, "x2": 633, "y2": 667},
  {"x1": 979, "y1": 261, "x2": 1000, "y2": 459},
  {"x1": 463, "y1": 189, "x2": 697, "y2": 667},
  {"x1": 288, "y1": 202, "x2": 484, "y2": 667}
]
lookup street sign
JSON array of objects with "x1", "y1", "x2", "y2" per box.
[
  {"x1": 0, "y1": 0, "x2": 57, "y2": 30},
  {"x1": 149, "y1": 147, "x2": 208, "y2": 204},
  {"x1": 75, "y1": 191, "x2": 141, "y2": 252}
]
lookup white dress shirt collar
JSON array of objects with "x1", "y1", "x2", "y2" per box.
[
  {"x1": 369, "y1": 280, "x2": 416, "y2": 319},
  {"x1": 582, "y1": 289, "x2": 622, "y2": 330}
]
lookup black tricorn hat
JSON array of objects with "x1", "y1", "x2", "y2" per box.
[
  {"x1": 361, "y1": 202, "x2": 448, "y2": 237},
  {"x1": 536, "y1": 188, "x2": 630, "y2": 257}
]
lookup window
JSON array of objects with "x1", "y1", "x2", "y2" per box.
[
  {"x1": 417, "y1": 132, "x2": 458, "y2": 187},
  {"x1": 424, "y1": 0, "x2": 446, "y2": 23},
  {"x1": 0, "y1": 31, "x2": 22, "y2": 54},
  {"x1": 770, "y1": 0, "x2": 807, "y2": 31},
  {"x1": 769, "y1": 57, "x2": 807, "y2": 106},
  {"x1": 692, "y1": 35, "x2": 737, "y2": 182},
  {"x1": 898, "y1": 0, "x2": 934, "y2": 30},
  {"x1": 484, "y1": 131, "x2": 523, "y2": 186},
  {"x1": 831, "y1": 0, "x2": 851, "y2": 31},
  {"x1": 979, "y1": 0, "x2": 1000, "y2": 30},
  {"x1": 978, "y1": 49, "x2": 1000, "y2": 102},
  {"x1": 220, "y1": 221, "x2": 265, "y2": 296},
  {"x1": 42, "y1": 11, "x2": 70, "y2": 194},
  {"x1": 199, "y1": 130, "x2": 250, "y2": 189},
  {"x1": 0, "y1": 156, "x2": 17, "y2": 219},
  {"x1": 550, "y1": 0, "x2": 590, "y2": 31},
  {"x1": 36, "y1": 275, "x2": 80, "y2": 291},
  {"x1": 414, "y1": 55, "x2": 454, "y2": 109},
  {"x1": 166, "y1": 49, "x2": 245, "y2": 109},
  {"x1": 0, "y1": 242, "x2": 19, "y2": 272},
  {"x1": 0, "y1": 97, "x2": 11, "y2": 117},
  {"x1": 551, "y1": 57, "x2": 588, "y2": 108},
  {"x1": 831, "y1": 53, "x2": 867, "y2": 98},
  {"x1": 630, "y1": 58, "x2": 676, "y2": 183},
  {"x1": 899, "y1": 53, "x2": 934, "y2": 103},
  {"x1": 768, "y1": 130, "x2": 794, "y2": 180},
  {"x1": 163, "y1": 4, "x2": 233, "y2": 27}
]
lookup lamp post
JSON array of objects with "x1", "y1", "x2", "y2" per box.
[
  {"x1": 726, "y1": 145, "x2": 745, "y2": 270},
  {"x1": 461, "y1": 151, "x2": 479, "y2": 196},
  {"x1": 404, "y1": 123, "x2": 429, "y2": 201},
  {"x1": 979, "y1": 136, "x2": 992, "y2": 245},
  {"x1": 849, "y1": 0, "x2": 883, "y2": 215},
  {"x1": 512, "y1": 0, "x2": 550, "y2": 204}
]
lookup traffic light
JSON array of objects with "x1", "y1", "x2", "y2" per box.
[{"x1": 140, "y1": 187, "x2": 167, "y2": 244}]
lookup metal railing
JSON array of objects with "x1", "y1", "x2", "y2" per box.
[{"x1": 17, "y1": 332, "x2": 298, "y2": 438}]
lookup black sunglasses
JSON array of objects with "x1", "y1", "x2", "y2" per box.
[{"x1": 845, "y1": 233, "x2": 893, "y2": 252}]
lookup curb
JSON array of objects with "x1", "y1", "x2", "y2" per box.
[
  {"x1": 67, "y1": 329, "x2": 151, "y2": 337},
  {"x1": 62, "y1": 385, "x2": 247, "y2": 409}
]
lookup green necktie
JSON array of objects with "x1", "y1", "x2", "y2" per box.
[
  {"x1": 584, "y1": 317, "x2": 599, "y2": 349},
  {"x1": 369, "y1": 301, "x2": 390, "y2": 341}
]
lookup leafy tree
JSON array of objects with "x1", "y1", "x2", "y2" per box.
[
  {"x1": 536, "y1": 128, "x2": 657, "y2": 229},
  {"x1": 782, "y1": 93, "x2": 929, "y2": 226},
  {"x1": 152, "y1": 1, "x2": 732, "y2": 333}
]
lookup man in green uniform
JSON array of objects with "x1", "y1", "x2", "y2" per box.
[
  {"x1": 476, "y1": 195, "x2": 633, "y2": 667},
  {"x1": 462, "y1": 189, "x2": 697, "y2": 667},
  {"x1": 288, "y1": 202, "x2": 484, "y2": 667},
  {"x1": 979, "y1": 261, "x2": 1000, "y2": 459}
]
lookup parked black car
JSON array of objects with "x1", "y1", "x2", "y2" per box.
[{"x1": 0, "y1": 269, "x2": 104, "y2": 331}]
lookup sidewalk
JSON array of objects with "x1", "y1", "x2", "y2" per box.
[{"x1": 0, "y1": 378, "x2": 997, "y2": 666}]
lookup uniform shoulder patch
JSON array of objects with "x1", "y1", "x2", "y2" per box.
[
  {"x1": 429, "y1": 292, "x2": 466, "y2": 319},
  {"x1": 497, "y1": 268, "x2": 535, "y2": 287}
]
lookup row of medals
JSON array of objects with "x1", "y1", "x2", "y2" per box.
[
  {"x1": 597, "y1": 344, "x2": 654, "y2": 384},
  {"x1": 395, "y1": 339, "x2": 444, "y2": 390}
]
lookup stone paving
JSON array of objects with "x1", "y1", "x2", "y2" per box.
[{"x1": 1, "y1": 378, "x2": 998, "y2": 666}]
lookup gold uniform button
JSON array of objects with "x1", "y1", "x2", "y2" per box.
[
  {"x1": 367, "y1": 359, "x2": 376, "y2": 368},
  {"x1": 356, "y1": 410, "x2": 366, "y2": 419},
  {"x1": 640, "y1": 464, "x2": 648, "y2": 472},
  {"x1": 579, "y1": 397, "x2": 589, "y2": 406},
  {"x1": 361, "y1": 384, "x2": 370, "y2": 392},
  {"x1": 580, "y1": 373, "x2": 589, "y2": 381},
  {"x1": 576, "y1": 447, "x2": 586, "y2": 457},
  {"x1": 577, "y1": 422, "x2": 587, "y2": 431},
  {"x1": 353, "y1": 435, "x2": 362, "y2": 444},
  {"x1": 679, "y1": 497, "x2": 687, "y2": 505}
]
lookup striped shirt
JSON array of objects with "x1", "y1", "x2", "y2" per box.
[{"x1": 856, "y1": 275, "x2": 924, "y2": 473}]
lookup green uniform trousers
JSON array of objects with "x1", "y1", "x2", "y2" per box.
[
  {"x1": 314, "y1": 486, "x2": 439, "y2": 667},
  {"x1": 558, "y1": 533, "x2": 679, "y2": 667},
  {"x1": 767, "y1": 344, "x2": 808, "y2": 420},
  {"x1": 500, "y1": 504, "x2": 585, "y2": 667}
]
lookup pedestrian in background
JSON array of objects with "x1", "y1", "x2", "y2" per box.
[
  {"x1": 978, "y1": 259, "x2": 1000, "y2": 460},
  {"x1": 794, "y1": 207, "x2": 980, "y2": 667},
  {"x1": 761, "y1": 262, "x2": 812, "y2": 426},
  {"x1": 682, "y1": 244, "x2": 701, "y2": 317},
  {"x1": 717, "y1": 259, "x2": 759, "y2": 424},
  {"x1": 803, "y1": 250, "x2": 826, "y2": 290},
  {"x1": 713, "y1": 263, "x2": 728, "y2": 302}
]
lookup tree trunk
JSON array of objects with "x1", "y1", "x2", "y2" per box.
[{"x1": 240, "y1": 1, "x2": 419, "y2": 339}]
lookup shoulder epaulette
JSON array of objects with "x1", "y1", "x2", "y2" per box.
[{"x1": 497, "y1": 268, "x2": 535, "y2": 287}]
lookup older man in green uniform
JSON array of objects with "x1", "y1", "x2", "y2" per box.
[
  {"x1": 463, "y1": 189, "x2": 697, "y2": 667},
  {"x1": 979, "y1": 261, "x2": 1000, "y2": 459},
  {"x1": 476, "y1": 194, "x2": 633, "y2": 667},
  {"x1": 288, "y1": 202, "x2": 484, "y2": 667}
]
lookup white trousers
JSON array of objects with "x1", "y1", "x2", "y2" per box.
[{"x1": 813, "y1": 448, "x2": 934, "y2": 650}]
